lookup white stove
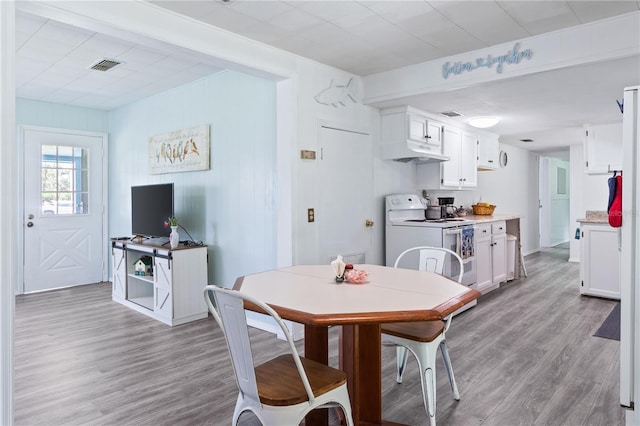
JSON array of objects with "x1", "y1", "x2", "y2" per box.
[
  {"x1": 386, "y1": 194, "x2": 475, "y2": 228},
  {"x1": 385, "y1": 194, "x2": 478, "y2": 315}
]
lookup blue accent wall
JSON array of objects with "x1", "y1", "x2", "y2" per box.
[{"x1": 108, "y1": 70, "x2": 277, "y2": 287}]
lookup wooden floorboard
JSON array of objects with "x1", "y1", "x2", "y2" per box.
[{"x1": 14, "y1": 246, "x2": 626, "y2": 425}]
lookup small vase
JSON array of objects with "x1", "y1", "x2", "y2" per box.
[{"x1": 169, "y1": 226, "x2": 179, "y2": 249}]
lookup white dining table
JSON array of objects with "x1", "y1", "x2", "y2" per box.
[{"x1": 234, "y1": 264, "x2": 480, "y2": 426}]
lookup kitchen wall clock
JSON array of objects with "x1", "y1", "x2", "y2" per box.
[{"x1": 499, "y1": 150, "x2": 508, "y2": 168}]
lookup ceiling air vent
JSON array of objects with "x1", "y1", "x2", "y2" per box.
[
  {"x1": 520, "y1": 138, "x2": 534, "y2": 143},
  {"x1": 440, "y1": 111, "x2": 463, "y2": 117},
  {"x1": 89, "y1": 59, "x2": 122, "y2": 72}
]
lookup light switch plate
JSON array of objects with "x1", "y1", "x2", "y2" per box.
[{"x1": 301, "y1": 150, "x2": 316, "y2": 160}]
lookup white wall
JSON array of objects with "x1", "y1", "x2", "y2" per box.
[{"x1": 569, "y1": 144, "x2": 613, "y2": 261}]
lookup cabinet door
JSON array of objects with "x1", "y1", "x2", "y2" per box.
[
  {"x1": 491, "y1": 232, "x2": 507, "y2": 284},
  {"x1": 475, "y1": 235, "x2": 493, "y2": 292},
  {"x1": 426, "y1": 120, "x2": 444, "y2": 148},
  {"x1": 584, "y1": 123, "x2": 622, "y2": 174},
  {"x1": 478, "y1": 135, "x2": 499, "y2": 170},
  {"x1": 112, "y1": 245, "x2": 127, "y2": 300},
  {"x1": 460, "y1": 132, "x2": 478, "y2": 187},
  {"x1": 407, "y1": 113, "x2": 428, "y2": 143},
  {"x1": 581, "y1": 225, "x2": 620, "y2": 299},
  {"x1": 154, "y1": 256, "x2": 173, "y2": 319},
  {"x1": 441, "y1": 126, "x2": 461, "y2": 187}
]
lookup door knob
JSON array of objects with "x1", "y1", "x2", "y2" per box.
[
  {"x1": 365, "y1": 219, "x2": 374, "y2": 228},
  {"x1": 27, "y1": 222, "x2": 34, "y2": 228}
]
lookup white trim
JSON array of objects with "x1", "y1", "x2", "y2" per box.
[
  {"x1": 17, "y1": 125, "x2": 109, "y2": 294},
  {"x1": 0, "y1": 2, "x2": 15, "y2": 424}
]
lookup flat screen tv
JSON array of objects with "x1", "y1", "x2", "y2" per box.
[{"x1": 131, "y1": 183, "x2": 174, "y2": 238}]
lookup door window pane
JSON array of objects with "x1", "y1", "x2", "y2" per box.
[{"x1": 40, "y1": 145, "x2": 89, "y2": 215}]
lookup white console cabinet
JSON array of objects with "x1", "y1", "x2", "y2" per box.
[{"x1": 111, "y1": 239, "x2": 208, "y2": 326}]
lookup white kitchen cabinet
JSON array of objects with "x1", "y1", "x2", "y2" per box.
[
  {"x1": 477, "y1": 134, "x2": 499, "y2": 170},
  {"x1": 474, "y1": 221, "x2": 507, "y2": 294},
  {"x1": 111, "y1": 239, "x2": 209, "y2": 326},
  {"x1": 380, "y1": 106, "x2": 444, "y2": 160},
  {"x1": 460, "y1": 132, "x2": 478, "y2": 187},
  {"x1": 579, "y1": 222, "x2": 620, "y2": 299},
  {"x1": 584, "y1": 122, "x2": 622, "y2": 174},
  {"x1": 417, "y1": 126, "x2": 478, "y2": 190}
]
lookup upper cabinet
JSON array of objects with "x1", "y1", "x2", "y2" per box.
[
  {"x1": 380, "y1": 106, "x2": 448, "y2": 162},
  {"x1": 584, "y1": 122, "x2": 622, "y2": 174},
  {"x1": 477, "y1": 134, "x2": 499, "y2": 170},
  {"x1": 417, "y1": 126, "x2": 478, "y2": 190}
]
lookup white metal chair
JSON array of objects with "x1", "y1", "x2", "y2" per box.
[
  {"x1": 203, "y1": 285, "x2": 354, "y2": 426},
  {"x1": 381, "y1": 246, "x2": 463, "y2": 426}
]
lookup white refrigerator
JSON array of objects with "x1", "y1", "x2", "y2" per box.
[{"x1": 622, "y1": 85, "x2": 640, "y2": 421}]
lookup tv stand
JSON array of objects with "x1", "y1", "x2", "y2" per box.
[{"x1": 111, "y1": 238, "x2": 208, "y2": 326}]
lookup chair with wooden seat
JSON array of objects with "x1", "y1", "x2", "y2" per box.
[
  {"x1": 381, "y1": 246, "x2": 464, "y2": 426},
  {"x1": 203, "y1": 285, "x2": 354, "y2": 426}
]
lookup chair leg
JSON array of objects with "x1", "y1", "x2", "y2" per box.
[
  {"x1": 439, "y1": 340, "x2": 460, "y2": 400},
  {"x1": 411, "y1": 344, "x2": 438, "y2": 426},
  {"x1": 396, "y1": 345, "x2": 409, "y2": 383}
]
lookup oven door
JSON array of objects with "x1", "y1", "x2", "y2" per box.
[{"x1": 443, "y1": 226, "x2": 476, "y2": 286}]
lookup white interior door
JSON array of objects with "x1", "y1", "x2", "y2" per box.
[
  {"x1": 318, "y1": 125, "x2": 373, "y2": 265},
  {"x1": 23, "y1": 127, "x2": 106, "y2": 293}
]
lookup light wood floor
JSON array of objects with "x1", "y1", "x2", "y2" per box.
[{"x1": 15, "y1": 246, "x2": 626, "y2": 425}]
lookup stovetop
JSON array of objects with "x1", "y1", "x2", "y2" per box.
[{"x1": 390, "y1": 217, "x2": 476, "y2": 228}]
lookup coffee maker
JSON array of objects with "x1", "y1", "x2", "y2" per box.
[{"x1": 437, "y1": 197, "x2": 458, "y2": 218}]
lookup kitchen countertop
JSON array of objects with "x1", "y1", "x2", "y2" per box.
[
  {"x1": 461, "y1": 214, "x2": 521, "y2": 223},
  {"x1": 577, "y1": 210, "x2": 608, "y2": 224}
]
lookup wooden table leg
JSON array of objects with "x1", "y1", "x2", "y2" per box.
[
  {"x1": 304, "y1": 325, "x2": 329, "y2": 426},
  {"x1": 340, "y1": 323, "x2": 382, "y2": 425}
]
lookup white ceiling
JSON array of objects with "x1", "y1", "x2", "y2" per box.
[{"x1": 15, "y1": 1, "x2": 640, "y2": 153}]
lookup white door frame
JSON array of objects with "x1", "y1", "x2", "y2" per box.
[
  {"x1": 0, "y1": 2, "x2": 15, "y2": 424},
  {"x1": 17, "y1": 125, "x2": 109, "y2": 295},
  {"x1": 539, "y1": 156, "x2": 551, "y2": 248}
]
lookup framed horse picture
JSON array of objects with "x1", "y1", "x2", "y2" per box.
[{"x1": 148, "y1": 124, "x2": 210, "y2": 174}]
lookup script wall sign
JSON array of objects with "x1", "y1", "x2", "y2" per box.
[{"x1": 442, "y1": 43, "x2": 533, "y2": 79}]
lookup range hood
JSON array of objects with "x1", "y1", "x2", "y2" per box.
[{"x1": 380, "y1": 141, "x2": 450, "y2": 164}]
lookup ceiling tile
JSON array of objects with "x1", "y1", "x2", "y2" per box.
[
  {"x1": 223, "y1": 0, "x2": 295, "y2": 22},
  {"x1": 568, "y1": 1, "x2": 640, "y2": 23},
  {"x1": 498, "y1": 1, "x2": 580, "y2": 34},
  {"x1": 267, "y1": 9, "x2": 324, "y2": 32},
  {"x1": 35, "y1": 19, "x2": 94, "y2": 47},
  {"x1": 358, "y1": 1, "x2": 437, "y2": 23}
]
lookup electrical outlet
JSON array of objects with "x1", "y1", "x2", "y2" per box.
[
  {"x1": 300, "y1": 150, "x2": 316, "y2": 160},
  {"x1": 307, "y1": 208, "x2": 315, "y2": 222}
]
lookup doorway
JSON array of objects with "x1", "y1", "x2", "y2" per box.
[
  {"x1": 538, "y1": 153, "x2": 571, "y2": 255},
  {"x1": 21, "y1": 126, "x2": 107, "y2": 293}
]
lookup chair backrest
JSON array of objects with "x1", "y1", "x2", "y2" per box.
[
  {"x1": 203, "y1": 285, "x2": 317, "y2": 405},
  {"x1": 393, "y1": 246, "x2": 463, "y2": 283}
]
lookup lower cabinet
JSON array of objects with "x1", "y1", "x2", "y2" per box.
[
  {"x1": 579, "y1": 222, "x2": 620, "y2": 299},
  {"x1": 475, "y1": 221, "x2": 507, "y2": 294},
  {"x1": 111, "y1": 240, "x2": 208, "y2": 326}
]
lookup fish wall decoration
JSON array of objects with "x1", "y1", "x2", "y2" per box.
[{"x1": 314, "y1": 78, "x2": 359, "y2": 108}]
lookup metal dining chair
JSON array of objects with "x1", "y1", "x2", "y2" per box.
[
  {"x1": 381, "y1": 246, "x2": 463, "y2": 426},
  {"x1": 203, "y1": 285, "x2": 354, "y2": 426}
]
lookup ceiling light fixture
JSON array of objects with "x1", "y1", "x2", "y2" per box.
[{"x1": 468, "y1": 116, "x2": 500, "y2": 128}]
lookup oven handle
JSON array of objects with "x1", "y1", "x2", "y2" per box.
[{"x1": 444, "y1": 228, "x2": 462, "y2": 235}]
